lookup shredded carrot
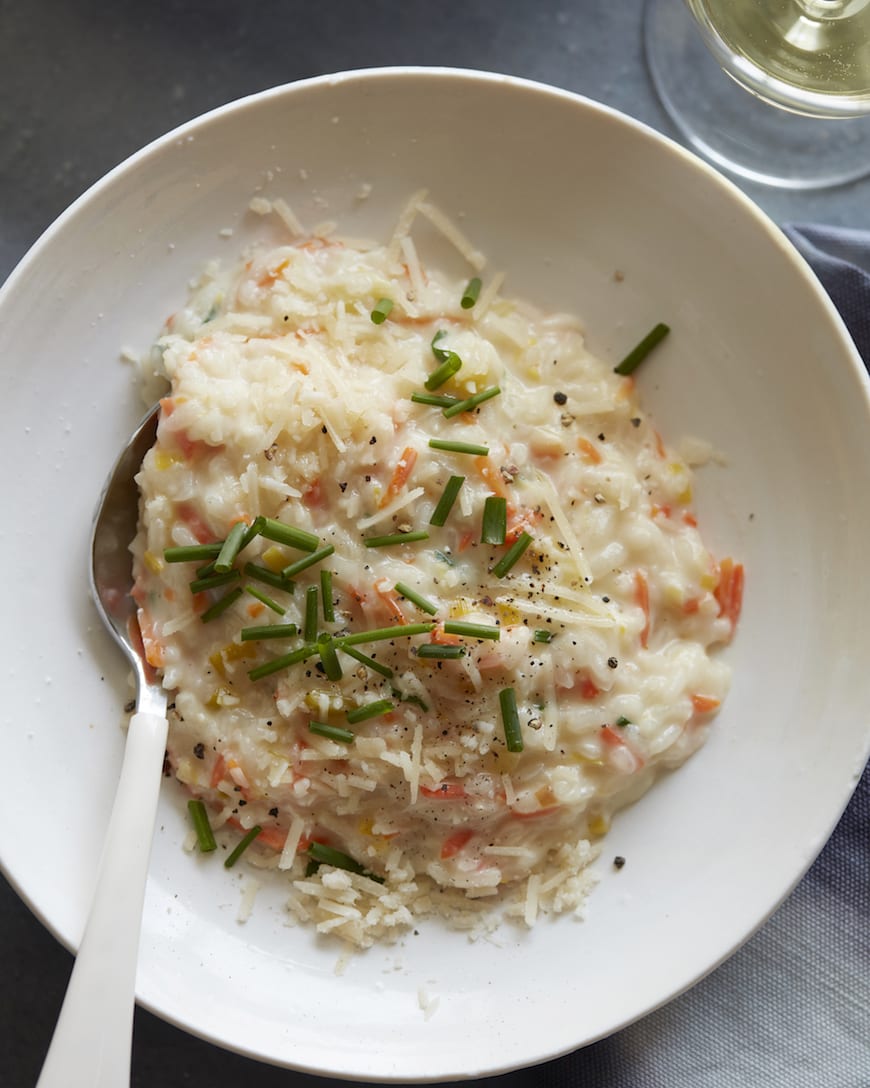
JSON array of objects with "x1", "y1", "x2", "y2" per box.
[
  {"x1": 579, "y1": 675, "x2": 600, "y2": 700},
  {"x1": 599, "y1": 725, "x2": 626, "y2": 748},
  {"x1": 682, "y1": 596, "x2": 701, "y2": 615},
  {"x1": 651, "y1": 503, "x2": 672, "y2": 519},
  {"x1": 246, "y1": 601, "x2": 265, "y2": 618},
  {"x1": 159, "y1": 396, "x2": 175, "y2": 417},
  {"x1": 210, "y1": 754, "x2": 226, "y2": 789},
  {"x1": 474, "y1": 456, "x2": 509, "y2": 499},
  {"x1": 137, "y1": 611, "x2": 165, "y2": 668},
  {"x1": 226, "y1": 818, "x2": 287, "y2": 852},
  {"x1": 440, "y1": 828, "x2": 474, "y2": 859},
  {"x1": 256, "y1": 257, "x2": 289, "y2": 287},
  {"x1": 176, "y1": 503, "x2": 215, "y2": 544},
  {"x1": 505, "y1": 505, "x2": 542, "y2": 545},
  {"x1": 577, "y1": 437, "x2": 603, "y2": 464},
  {"x1": 683, "y1": 512, "x2": 698, "y2": 528},
  {"x1": 431, "y1": 625, "x2": 461, "y2": 646},
  {"x1": 380, "y1": 446, "x2": 417, "y2": 508},
  {"x1": 457, "y1": 530, "x2": 475, "y2": 553},
  {"x1": 635, "y1": 570, "x2": 650, "y2": 648},
  {"x1": 616, "y1": 376, "x2": 635, "y2": 400},
  {"x1": 420, "y1": 781, "x2": 466, "y2": 800},
  {"x1": 303, "y1": 478, "x2": 324, "y2": 508},
  {"x1": 691, "y1": 694, "x2": 721, "y2": 714},
  {"x1": 374, "y1": 579, "x2": 407, "y2": 625},
  {"x1": 714, "y1": 558, "x2": 745, "y2": 632}
]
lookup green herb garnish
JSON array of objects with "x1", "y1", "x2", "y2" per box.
[
  {"x1": 370, "y1": 297, "x2": 394, "y2": 324},
  {"x1": 481, "y1": 495, "x2": 507, "y2": 545},
  {"x1": 429, "y1": 475, "x2": 464, "y2": 527},
  {"x1": 244, "y1": 585, "x2": 285, "y2": 615},
  {"x1": 346, "y1": 698, "x2": 394, "y2": 724},
  {"x1": 187, "y1": 799, "x2": 216, "y2": 853},
  {"x1": 499, "y1": 687, "x2": 524, "y2": 752},
  {"x1": 492, "y1": 531, "x2": 533, "y2": 577},
  {"x1": 425, "y1": 352, "x2": 462, "y2": 391},
  {"x1": 224, "y1": 825, "x2": 262, "y2": 869},
  {"x1": 309, "y1": 720, "x2": 354, "y2": 744},
  {"x1": 614, "y1": 322, "x2": 670, "y2": 376},
  {"x1": 164, "y1": 543, "x2": 222, "y2": 563},
  {"x1": 363, "y1": 530, "x2": 429, "y2": 548},
  {"x1": 200, "y1": 586, "x2": 243, "y2": 623},
  {"x1": 442, "y1": 385, "x2": 500, "y2": 419},
  {"x1": 428, "y1": 438, "x2": 489, "y2": 457},
  {"x1": 394, "y1": 581, "x2": 438, "y2": 616},
  {"x1": 258, "y1": 517, "x2": 320, "y2": 553},
  {"x1": 442, "y1": 619, "x2": 500, "y2": 641},
  {"x1": 461, "y1": 276, "x2": 482, "y2": 309}
]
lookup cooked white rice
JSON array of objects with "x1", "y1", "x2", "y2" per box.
[{"x1": 131, "y1": 194, "x2": 742, "y2": 947}]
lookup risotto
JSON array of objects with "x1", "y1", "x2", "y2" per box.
[{"x1": 131, "y1": 194, "x2": 743, "y2": 946}]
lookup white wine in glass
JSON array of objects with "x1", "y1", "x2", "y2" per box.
[{"x1": 644, "y1": 0, "x2": 870, "y2": 188}]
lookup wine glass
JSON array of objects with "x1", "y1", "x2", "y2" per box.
[{"x1": 644, "y1": 0, "x2": 870, "y2": 189}]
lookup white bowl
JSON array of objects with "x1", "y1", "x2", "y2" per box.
[{"x1": 1, "y1": 68, "x2": 868, "y2": 1081}]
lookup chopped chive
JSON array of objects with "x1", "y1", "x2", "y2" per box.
[
  {"x1": 258, "y1": 517, "x2": 320, "y2": 553},
  {"x1": 429, "y1": 475, "x2": 464, "y2": 527},
  {"x1": 411, "y1": 391, "x2": 461, "y2": 408},
  {"x1": 238, "y1": 515, "x2": 266, "y2": 552},
  {"x1": 615, "y1": 716, "x2": 632, "y2": 727},
  {"x1": 431, "y1": 328, "x2": 450, "y2": 362},
  {"x1": 189, "y1": 569, "x2": 241, "y2": 595},
  {"x1": 309, "y1": 720, "x2": 354, "y2": 744},
  {"x1": 370, "y1": 297, "x2": 393, "y2": 324},
  {"x1": 247, "y1": 643, "x2": 317, "y2": 681},
  {"x1": 164, "y1": 543, "x2": 222, "y2": 563},
  {"x1": 424, "y1": 351, "x2": 462, "y2": 391},
  {"x1": 214, "y1": 521, "x2": 248, "y2": 574},
  {"x1": 320, "y1": 569, "x2": 335, "y2": 622},
  {"x1": 428, "y1": 438, "x2": 489, "y2": 457},
  {"x1": 442, "y1": 385, "x2": 501, "y2": 419},
  {"x1": 340, "y1": 622, "x2": 434, "y2": 647},
  {"x1": 346, "y1": 698, "x2": 394, "y2": 724},
  {"x1": 442, "y1": 620, "x2": 501, "y2": 641},
  {"x1": 393, "y1": 690, "x2": 429, "y2": 711},
  {"x1": 307, "y1": 841, "x2": 384, "y2": 883},
  {"x1": 224, "y1": 825, "x2": 262, "y2": 869},
  {"x1": 417, "y1": 643, "x2": 465, "y2": 659},
  {"x1": 340, "y1": 644, "x2": 394, "y2": 678},
  {"x1": 303, "y1": 585, "x2": 319, "y2": 643},
  {"x1": 492, "y1": 531, "x2": 534, "y2": 578},
  {"x1": 187, "y1": 799, "x2": 216, "y2": 853},
  {"x1": 243, "y1": 562, "x2": 295, "y2": 593},
  {"x1": 200, "y1": 586, "x2": 243, "y2": 623},
  {"x1": 281, "y1": 543, "x2": 335, "y2": 579},
  {"x1": 533, "y1": 629, "x2": 554, "y2": 643},
  {"x1": 481, "y1": 495, "x2": 507, "y2": 545},
  {"x1": 499, "y1": 687, "x2": 524, "y2": 752},
  {"x1": 244, "y1": 585, "x2": 286, "y2": 615},
  {"x1": 363, "y1": 530, "x2": 429, "y2": 548},
  {"x1": 394, "y1": 581, "x2": 438, "y2": 616},
  {"x1": 317, "y1": 634, "x2": 343, "y2": 681},
  {"x1": 195, "y1": 559, "x2": 217, "y2": 579},
  {"x1": 461, "y1": 276, "x2": 482, "y2": 309},
  {"x1": 433, "y1": 548, "x2": 455, "y2": 566},
  {"x1": 614, "y1": 322, "x2": 670, "y2": 376},
  {"x1": 240, "y1": 623, "x2": 298, "y2": 641}
]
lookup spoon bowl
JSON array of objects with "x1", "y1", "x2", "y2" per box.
[{"x1": 37, "y1": 405, "x2": 167, "y2": 1088}]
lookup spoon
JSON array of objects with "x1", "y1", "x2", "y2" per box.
[{"x1": 38, "y1": 405, "x2": 167, "y2": 1088}]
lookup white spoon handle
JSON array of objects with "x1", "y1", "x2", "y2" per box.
[{"x1": 37, "y1": 711, "x2": 168, "y2": 1088}]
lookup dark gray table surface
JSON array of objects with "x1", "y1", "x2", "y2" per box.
[{"x1": 2, "y1": 2, "x2": 868, "y2": 1086}]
